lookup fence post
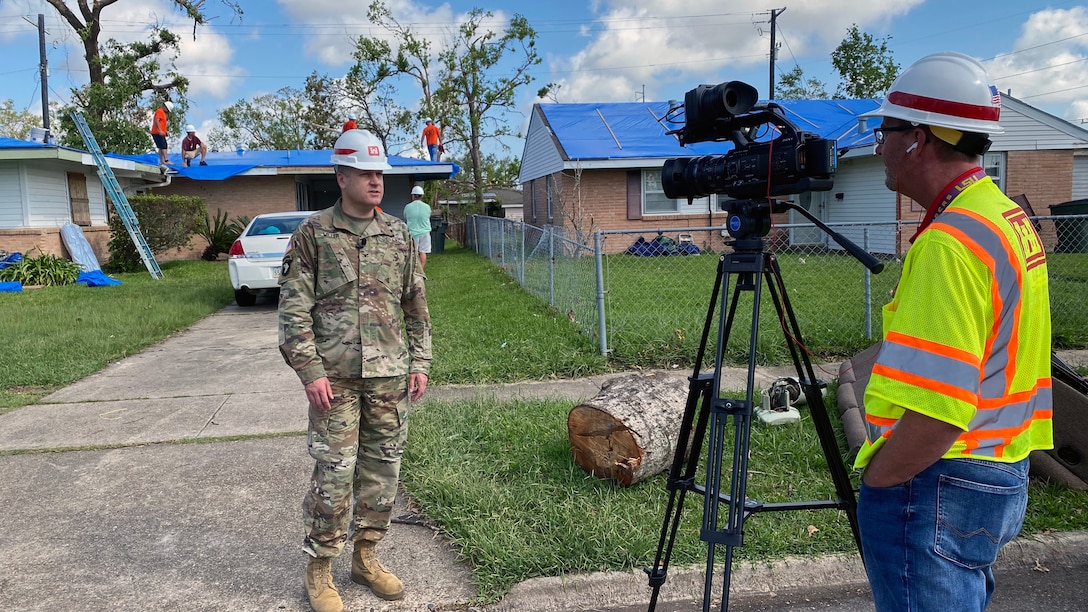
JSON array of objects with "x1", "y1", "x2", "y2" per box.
[
  {"x1": 486, "y1": 218, "x2": 492, "y2": 261},
  {"x1": 520, "y1": 220, "x2": 526, "y2": 284},
  {"x1": 548, "y1": 225, "x2": 556, "y2": 307},
  {"x1": 863, "y1": 227, "x2": 873, "y2": 339},
  {"x1": 594, "y1": 229, "x2": 607, "y2": 356}
]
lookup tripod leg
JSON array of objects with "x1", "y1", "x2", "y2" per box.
[{"x1": 646, "y1": 257, "x2": 726, "y2": 611}]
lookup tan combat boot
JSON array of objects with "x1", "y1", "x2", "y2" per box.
[
  {"x1": 304, "y1": 556, "x2": 343, "y2": 612},
  {"x1": 351, "y1": 540, "x2": 405, "y2": 600}
]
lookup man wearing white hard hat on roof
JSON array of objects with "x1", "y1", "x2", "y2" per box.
[
  {"x1": 402, "y1": 185, "x2": 433, "y2": 269},
  {"x1": 854, "y1": 52, "x2": 1052, "y2": 611},
  {"x1": 180, "y1": 124, "x2": 208, "y2": 167},
  {"x1": 420, "y1": 118, "x2": 442, "y2": 161},
  {"x1": 150, "y1": 100, "x2": 173, "y2": 166},
  {"x1": 278, "y1": 129, "x2": 431, "y2": 611}
]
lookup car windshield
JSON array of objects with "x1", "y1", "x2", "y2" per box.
[{"x1": 246, "y1": 216, "x2": 309, "y2": 237}]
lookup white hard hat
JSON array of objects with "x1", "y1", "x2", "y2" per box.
[
  {"x1": 330, "y1": 129, "x2": 391, "y2": 171},
  {"x1": 348, "y1": 113, "x2": 356, "y2": 120},
  {"x1": 425, "y1": 118, "x2": 433, "y2": 124},
  {"x1": 185, "y1": 124, "x2": 196, "y2": 133},
  {"x1": 411, "y1": 185, "x2": 425, "y2": 196},
  {"x1": 861, "y1": 52, "x2": 1003, "y2": 135},
  {"x1": 163, "y1": 101, "x2": 175, "y2": 112}
]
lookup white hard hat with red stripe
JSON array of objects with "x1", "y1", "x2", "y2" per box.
[
  {"x1": 330, "y1": 129, "x2": 391, "y2": 171},
  {"x1": 862, "y1": 52, "x2": 1004, "y2": 135}
]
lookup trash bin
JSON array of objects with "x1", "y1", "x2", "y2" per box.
[
  {"x1": 429, "y1": 215, "x2": 447, "y2": 254},
  {"x1": 1050, "y1": 199, "x2": 1088, "y2": 253}
]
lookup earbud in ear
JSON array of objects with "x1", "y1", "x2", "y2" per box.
[{"x1": 906, "y1": 142, "x2": 918, "y2": 153}]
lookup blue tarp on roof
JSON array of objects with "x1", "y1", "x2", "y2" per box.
[
  {"x1": 539, "y1": 99, "x2": 883, "y2": 160},
  {"x1": 114, "y1": 149, "x2": 459, "y2": 181},
  {"x1": 0, "y1": 137, "x2": 458, "y2": 181}
]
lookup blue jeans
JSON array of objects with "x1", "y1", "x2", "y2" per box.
[
  {"x1": 858, "y1": 457, "x2": 1029, "y2": 611},
  {"x1": 427, "y1": 144, "x2": 439, "y2": 161}
]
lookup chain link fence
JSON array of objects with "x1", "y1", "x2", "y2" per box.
[{"x1": 464, "y1": 214, "x2": 1088, "y2": 366}]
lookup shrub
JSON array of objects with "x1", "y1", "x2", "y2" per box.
[
  {"x1": 104, "y1": 194, "x2": 206, "y2": 272},
  {"x1": 0, "y1": 250, "x2": 83, "y2": 286},
  {"x1": 196, "y1": 210, "x2": 248, "y2": 261}
]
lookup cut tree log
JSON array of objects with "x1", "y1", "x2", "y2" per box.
[{"x1": 567, "y1": 372, "x2": 690, "y2": 486}]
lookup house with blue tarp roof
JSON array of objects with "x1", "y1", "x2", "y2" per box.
[
  {"x1": 0, "y1": 136, "x2": 166, "y2": 262},
  {"x1": 141, "y1": 147, "x2": 458, "y2": 233},
  {"x1": 517, "y1": 95, "x2": 1088, "y2": 255},
  {"x1": 0, "y1": 133, "x2": 459, "y2": 261}
]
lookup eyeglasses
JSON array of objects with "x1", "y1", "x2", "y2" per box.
[{"x1": 873, "y1": 125, "x2": 917, "y2": 145}]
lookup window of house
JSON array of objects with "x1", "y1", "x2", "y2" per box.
[
  {"x1": 642, "y1": 169, "x2": 712, "y2": 214},
  {"x1": 983, "y1": 152, "x2": 1005, "y2": 191}
]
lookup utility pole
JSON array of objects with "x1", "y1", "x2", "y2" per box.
[
  {"x1": 768, "y1": 7, "x2": 786, "y2": 100},
  {"x1": 38, "y1": 13, "x2": 50, "y2": 138}
]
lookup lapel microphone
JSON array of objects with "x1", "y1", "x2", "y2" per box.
[{"x1": 357, "y1": 237, "x2": 367, "y2": 248}]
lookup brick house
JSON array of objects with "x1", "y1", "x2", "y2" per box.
[
  {"x1": 149, "y1": 148, "x2": 458, "y2": 256},
  {"x1": 0, "y1": 137, "x2": 165, "y2": 262},
  {"x1": 518, "y1": 96, "x2": 1088, "y2": 254}
]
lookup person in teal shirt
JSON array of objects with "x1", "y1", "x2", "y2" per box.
[{"x1": 403, "y1": 185, "x2": 433, "y2": 268}]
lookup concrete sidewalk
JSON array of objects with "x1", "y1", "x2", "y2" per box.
[{"x1": 0, "y1": 303, "x2": 1085, "y2": 611}]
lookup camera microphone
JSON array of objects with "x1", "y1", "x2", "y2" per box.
[{"x1": 357, "y1": 237, "x2": 367, "y2": 248}]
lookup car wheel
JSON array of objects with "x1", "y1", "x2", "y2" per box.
[{"x1": 235, "y1": 289, "x2": 257, "y2": 307}]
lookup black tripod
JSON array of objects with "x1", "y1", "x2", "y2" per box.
[{"x1": 644, "y1": 199, "x2": 883, "y2": 612}]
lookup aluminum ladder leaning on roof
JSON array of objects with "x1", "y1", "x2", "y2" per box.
[{"x1": 69, "y1": 111, "x2": 163, "y2": 279}]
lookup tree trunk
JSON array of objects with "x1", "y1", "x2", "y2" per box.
[{"x1": 567, "y1": 372, "x2": 690, "y2": 486}]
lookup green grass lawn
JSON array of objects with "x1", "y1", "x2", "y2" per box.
[{"x1": 2, "y1": 243, "x2": 1086, "y2": 603}]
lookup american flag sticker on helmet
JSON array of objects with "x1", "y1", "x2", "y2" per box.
[{"x1": 990, "y1": 85, "x2": 1001, "y2": 106}]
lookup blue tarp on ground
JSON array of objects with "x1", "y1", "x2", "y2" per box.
[
  {"x1": 76, "y1": 270, "x2": 122, "y2": 287},
  {"x1": 626, "y1": 235, "x2": 700, "y2": 256},
  {"x1": 538, "y1": 98, "x2": 884, "y2": 160},
  {"x1": 0, "y1": 282, "x2": 20, "y2": 292}
]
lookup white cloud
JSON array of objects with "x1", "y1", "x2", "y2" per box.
[
  {"x1": 275, "y1": 0, "x2": 507, "y2": 68},
  {"x1": 983, "y1": 8, "x2": 1088, "y2": 121},
  {"x1": 546, "y1": 0, "x2": 924, "y2": 103}
]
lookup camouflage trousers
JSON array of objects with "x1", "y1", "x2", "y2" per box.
[{"x1": 302, "y1": 376, "x2": 409, "y2": 558}]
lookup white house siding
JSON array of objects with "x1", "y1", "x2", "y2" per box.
[
  {"x1": 517, "y1": 109, "x2": 565, "y2": 184},
  {"x1": 25, "y1": 165, "x2": 71, "y2": 227},
  {"x1": 0, "y1": 163, "x2": 25, "y2": 228},
  {"x1": 1073, "y1": 155, "x2": 1088, "y2": 200},
  {"x1": 825, "y1": 156, "x2": 898, "y2": 254},
  {"x1": 994, "y1": 101, "x2": 1088, "y2": 151}
]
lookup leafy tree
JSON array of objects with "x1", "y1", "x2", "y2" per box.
[
  {"x1": 0, "y1": 99, "x2": 59, "y2": 140},
  {"x1": 212, "y1": 86, "x2": 314, "y2": 150},
  {"x1": 775, "y1": 66, "x2": 829, "y2": 100},
  {"x1": 436, "y1": 153, "x2": 521, "y2": 220},
  {"x1": 59, "y1": 28, "x2": 187, "y2": 153},
  {"x1": 830, "y1": 25, "x2": 899, "y2": 99},
  {"x1": 344, "y1": 1, "x2": 441, "y2": 153},
  {"x1": 43, "y1": 0, "x2": 243, "y2": 152},
  {"x1": 434, "y1": 9, "x2": 550, "y2": 209}
]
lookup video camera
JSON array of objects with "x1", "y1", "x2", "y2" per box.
[{"x1": 661, "y1": 81, "x2": 837, "y2": 201}]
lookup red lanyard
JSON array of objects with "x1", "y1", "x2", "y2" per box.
[{"x1": 908, "y1": 167, "x2": 988, "y2": 244}]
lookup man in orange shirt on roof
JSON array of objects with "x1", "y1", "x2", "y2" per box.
[
  {"x1": 150, "y1": 100, "x2": 174, "y2": 166},
  {"x1": 420, "y1": 118, "x2": 442, "y2": 162}
]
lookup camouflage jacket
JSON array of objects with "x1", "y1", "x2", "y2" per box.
[{"x1": 278, "y1": 201, "x2": 431, "y2": 384}]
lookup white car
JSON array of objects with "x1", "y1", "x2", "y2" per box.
[{"x1": 227, "y1": 211, "x2": 316, "y2": 306}]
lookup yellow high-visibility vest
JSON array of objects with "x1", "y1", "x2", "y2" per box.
[{"x1": 854, "y1": 176, "x2": 1052, "y2": 469}]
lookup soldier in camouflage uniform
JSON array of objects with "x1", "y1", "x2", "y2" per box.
[{"x1": 278, "y1": 129, "x2": 431, "y2": 612}]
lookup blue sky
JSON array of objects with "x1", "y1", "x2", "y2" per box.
[{"x1": 2, "y1": 0, "x2": 1088, "y2": 156}]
